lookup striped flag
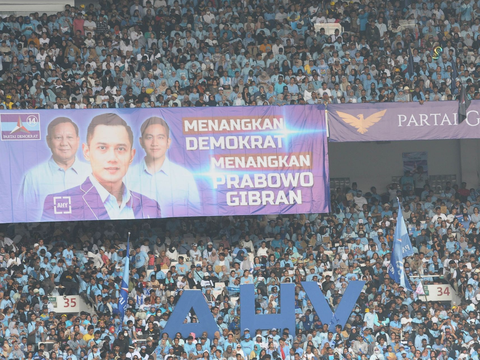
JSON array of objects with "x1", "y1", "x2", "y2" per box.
[{"x1": 416, "y1": 282, "x2": 425, "y2": 295}]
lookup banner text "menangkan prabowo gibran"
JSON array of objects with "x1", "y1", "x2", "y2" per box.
[{"x1": 182, "y1": 116, "x2": 314, "y2": 206}]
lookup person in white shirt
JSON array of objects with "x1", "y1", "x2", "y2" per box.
[
  {"x1": 123, "y1": 309, "x2": 136, "y2": 327},
  {"x1": 84, "y1": 32, "x2": 96, "y2": 48},
  {"x1": 126, "y1": 345, "x2": 141, "y2": 359},
  {"x1": 256, "y1": 241, "x2": 269, "y2": 258},
  {"x1": 127, "y1": 117, "x2": 200, "y2": 217},
  {"x1": 431, "y1": 207, "x2": 447, "y2": 224},
  {"x1": 83, "y1": 15, "x2": 96, "y2": 35},
  {"x1": 203, "y1": 10, "x2": 215, "y2": 23},
  {"x1": 376, "y1": 18, "x2": 388, "y2": 37},
  {"x1": 354, "y1": 191, "x2": 368, "y2": 208},
  {"x1": 36, "y1": 48, "x2": 48, "y2": 68},
  {"x1": 19, "y1": 117, "x2": 90, "y2": 222},
  {"x1": 189, "y1": 243, "x2": 202, "y2": 262},
  {"x1": 39, "y1": 34, "x2": 50, "y2": 47},
  {"x1": 243, "y1": 236, "x2": 254, "y2": 251}
]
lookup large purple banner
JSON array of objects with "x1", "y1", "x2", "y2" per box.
[
  {"x1": 329, "y1": 100, "x2": 480, "y2": 142},
  {"x1": 0, "y1": 106, "x2": 330, "y2": 223}
]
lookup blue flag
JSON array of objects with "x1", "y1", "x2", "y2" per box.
[
  {"x1": 388, "y1": 221, "x2": 413, "y2": 291},
  {"x1": 395, "y1": 201, "x2": 414, "y2": 258},
  {"x1": 407, "y1": 46, "x2": 414, "y2": 79},
  {"x1": 118, "y1": 233, "x2": 130, "y2": 327},
  {"x1": 451, "y1": 61, "x2": 458, "y2": 94},
  {"x1": 458, "y1": 83, "x2": 471, "y2": 123}
]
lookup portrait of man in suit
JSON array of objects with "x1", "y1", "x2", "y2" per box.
[{"x1": 42, "y1": 113, "x2": 161, "y2": 221}]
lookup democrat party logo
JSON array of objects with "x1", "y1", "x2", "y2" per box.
[
  {"x1": 1, "y1": 113, "x2": 41, "y2": 141},
  {"x1": 336, "y1": 110, "x2": 386, "y2": 134},
  {"x1": 53, "y1": 196, "x2": 72, "y2": 215}
]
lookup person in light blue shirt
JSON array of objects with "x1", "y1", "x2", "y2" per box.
[
  {"x1": 52, "y1": 259, "x2": 65, "y2": 284},
  {"x1": 155, "y1": 270, "x2": 166, "y2": 281},
  {"x1": 87, "y1": 345, "x2": 101, "y2": 360},
  {"x1": 134, "y1": 248, "x2": 148, "y2": 270},
  {"x1": 184, "y1": 336, "x2": 196, "y2": 355},
  {"x1": 28, "y1": 316, "x2": 45, "y2": 343},
  {"x1": 63, "y1": 244, "x2": 75, "y2": 266},
  {"x1": 241, "y1": 334, "x2": 255, "y2": 355},
  {"x1": 18, "y1": 117, "x2": 90, "y2": 222},
  {"x1": 86, "y1": 277, "x2": 102, "y2": 299},
  {"x1": 175, "y1": 256, "x2": 189, "y2": 275},
  {"x1": 286, "y1": 78, "x2": 299, "y2": 94},
  {"x1": 127, "y1": 117, "x2": 200, "y2": 217}
]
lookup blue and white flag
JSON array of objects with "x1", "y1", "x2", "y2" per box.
[
  {"x1": 118, "y1": 233, "x2": 130, "y2": 327},
  {"x1": 388, "y1": 225, "x2": 413, "y2": 292},
  {"x1": 395, "y1": 201, "x2": 414, "y2": 258}
]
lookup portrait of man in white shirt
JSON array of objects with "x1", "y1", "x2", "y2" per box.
[
  {"x1": 127, "y1": 116, "x2": 200, "y2": 217},
  {"x1": 19, "y1": 117, "x2": 90, "y2": 221}
]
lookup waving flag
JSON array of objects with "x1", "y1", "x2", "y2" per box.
[
  {"x1": 416, "y1": 282, "x2": 425, "y2": 295},
  {"x1": 451, "y1": 62, "x2": 459, "y2": 94},
  {"x1": 118, "y1": 232, "x2": 130, "y2": 327},
  {"x1": 388, "y1": 213, "x2": 413, "y2": 291},
  {"x1": 388, "y1": 241, "x2": 413, "y2": 291},
  {"x1": 395, "y1": 201, "x2": 414, "y2": 258},
  {"x1": 458, "y1": 84, "x2": 471, "y2": 123},
  {"x1": 407, "y1": 46, "x2": 415, "y2": 78}
]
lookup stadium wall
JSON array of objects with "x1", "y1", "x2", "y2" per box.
[
  {"x1": 329, "y1": 140, "x2": 462, "y2": 191},
  {"x1": 459, "y1": 139, "x2": 480, "y2": 189}
]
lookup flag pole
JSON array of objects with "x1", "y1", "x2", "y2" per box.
[
  {"x1": 417, "y1": 276, "x2": 428, "y2": 303},
  {"x1": 118, "y1": 232, "x2": 131, "y2": 330},
  {"x1": 423, "y1": 278, "x2": 428, "y2": 303},
  {"x1": 420, "y1": 270, "x2": 428, "y2": 303}
]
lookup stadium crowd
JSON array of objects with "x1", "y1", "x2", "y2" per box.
[
  {"x1": 0, "y1": 0, "x2": 479, "y2": 109},
  {"x1": 0, "y1": 0, "x2": 480, "y2": 359},
  {"x1": 0, "y1": 178, "x2": 479, "y2": 360}
]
